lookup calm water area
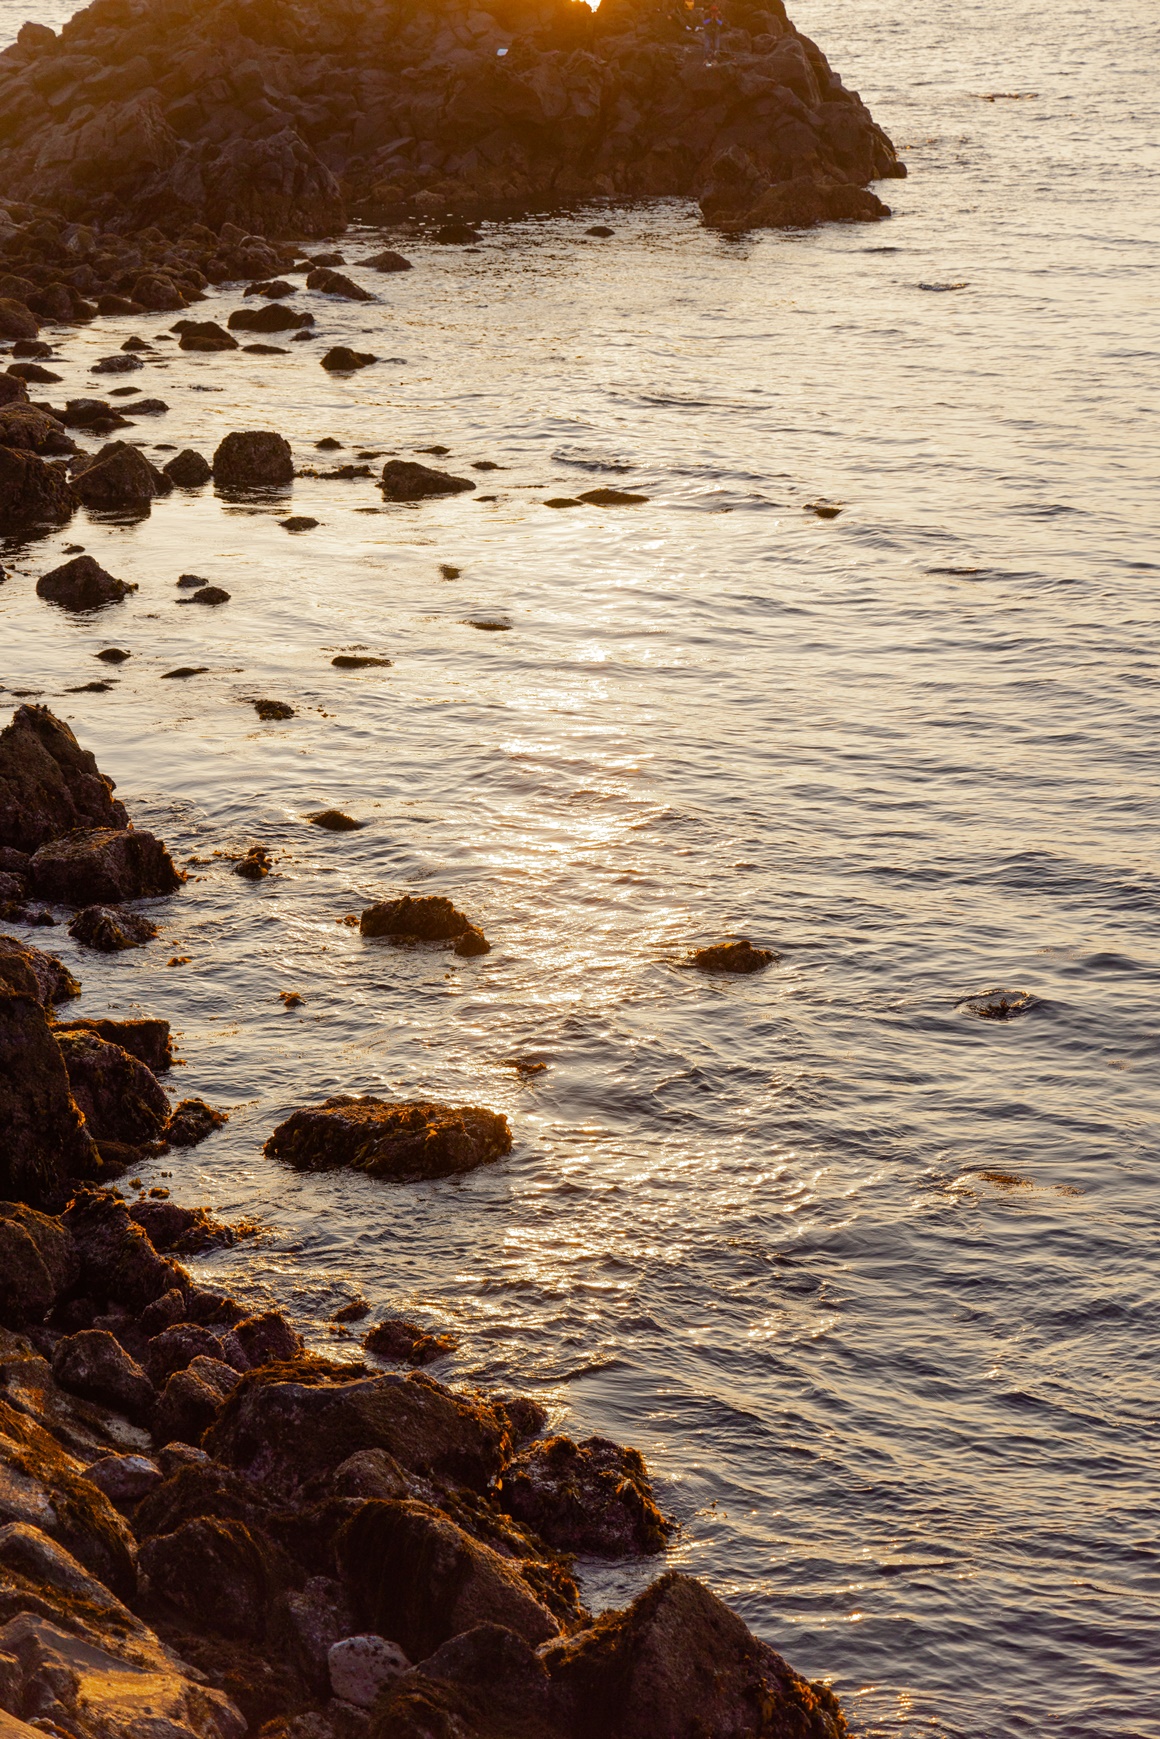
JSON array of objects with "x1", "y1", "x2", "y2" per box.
[{"x1": 2, "y1": 0, "x2": 1159, "y2": 1731}]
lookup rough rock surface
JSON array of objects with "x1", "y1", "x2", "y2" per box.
[
  {"x1": 51, "y1": 1328, "x2": 155, "y2": 1422},
  {"x1": 691, "y1": 938, "x2": 778, "y2": 973},
  {"x1": 0, "y1": 988, "x2": 97, "y2": 1210},
  {"x1": 360, "y1": 893, "x2": 489, "y2": 956},
  {"x1": 0, "y1": 706, "x2": 128, "y2": 854},
  {"x1": 0, "y1": 447, "x2": 74, "y2": 531},
  {"x1": 71, "y1": 440, "x2": 169, "y2": 510},
  {"x1": 54, "y1": 1016, "x2": 171, "y2": 1073},
  {"x1": 0, "y1": 932, "x2": 80, "y2": 1005},
  {"x1": 36, "y1": 555, "x2": 136, "y2": 611},
  {"x1": 164, "y1": 448, "x2": 212, "y2": 486},
  {"x1": 29, "y1": 826, "x2": 182, "y2": 904},
  {"x1": 0, "y1": 1203, "x2": 77, "y2": 1325},
  {"x1": 499, "y1": 1434, "x2": 673, "y2": 1556},
  {"x1": 212, "y1": 430, "x2": 294, "y2": 488},
  {"x1": 56, "y1": 1028, "x2": 170, "y2": 1146},
  {"x1": 0, "y1": 0, "x2": 899, "y2": 236},
  {"x1": 67, "y1": 904, "x2": 158, "y2": 950},
  {"x1": 363, "y1": 1317, "x2": 457, "y2": 1366},
  {"x1": 264, "y1": 1096, "x2": 512, "y2": 1181}
]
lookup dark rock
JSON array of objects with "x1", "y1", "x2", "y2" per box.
[
  {"x1": 305, "y1": 268, "x2": 372, "y2": 301},
  {"x1": 0, "y1": 988, "x2": 96, "y2": 1209},
  {"x1": 242, "y1": 343, "x2": 287, "y2": 355},
  {"x1": 51, "y1": 1327, "x2": 155, "y2": 1422},
  {"x1": 154, "y1": 1365, "x2": 227, "y2": 1446},
  {"x1": 0, "y1": 932, "x2": 80, "y2": 1005},
  {"x1": 0, "y1": 372, "x2": 30, "y2": 405},
  {"x1": 706, "y1": 176, "x2": 891, "y2": 231},
  {"x1": 6, "y1": 361, "x2": 61, "y2": 384},
  {"x1": 337, "y1": 1500, "x2": 557, "y2": 1661},
  {"x1": 62, "y1": 1186, "x2": 187, "y2": 1314},
  {"x1": 36, "y1": 555, "x2": 136, "y2": 611},
  {"x1": 359, "y1": 251, "x2": 412, "y2": 273},
  {"x1": 140, "y1": 1515, "x2": 289, "y2": 1641},
  {"x1": 497, "y1": 1395, "x2": 549, "y2": 1445},
  {"x1": 161, "y1": 666, "x2": 208, "y2": 679},
  {"x1": 363, "y1": 1318, "x2": 457, "y2": 1366},
  {"x1": 0, "y1": 299, "x2": 39, "y2": 342},
  {"x1": 372, "y1": 1623, "x2": 568, "y2": 1739},
  {"x1": 0, "y1": 446, "x2": 75, "y2": 531},
  {"x1": 233, "y1": 1310, "x2": 304, "y2": 1369},
  {"x1": 145, "y1": 1322, "x2": 235, "y2": 1386},
  {"x1": 577, "y1": 488, "x2": 648, "y2": 505},
  {"x1": 434, "y1": 223, "x2": 482, "y2": 244},
  {"x1": 29, "y1": 827, "x2": 182, "y2": 904},
  {"x1": 279, "y1": 516, "x2": 318, "y2": 530},
  {"x1": 92, "y1": 354, "x2": 144, "y2": 375},
  {"x1": 72, "y1": 441, "x2": 167, "y2": 510},
  {"x1": 331, "y1": 656, "x2": 391, "y2": 670},
  {"x1": 690, "y1": 939, "x2": 777, "y2": 973},
  {"x1": 0, "y1": 1202, "x2": 77, "y2": 1327},
  {"x1": 67, "y1": 905, "x2": 158, "y2": 951},
  {"x1": 234, "y1": 844, "x2": 272, "y2": 880},
  {"x1": 163, "y1": 450, "x2": 213, "y2": 487},
  {"x1": 0, "y1": 705, "x2": 129, "y2": 854},
  {"x1": 128, "y1": 397, "x2": 169, "y2": 416},
  {"x1": 96, "y1": 647, "x2": 131, "y2": 663},
  {"x1": 317, "y1": 438, "x2": 342, "y2": 450},
  {"x1": 331, "y1": 1446, "x2": 408, "y2": 1501},
  {"x1": 321, "y1": 348, "x2": 377, "y2": 372},
  {"x1": 227, "y1": 304, "x2": 313, "y2": 333},
  {"x1": 180, "y1": 585, "x2": 231, "y2": 606},
  {"x1": 307, "y1": 809, "x2": 362, "y2": 831},
  {"x1": 500, "y1": 1435, "x2": 672, "y2": 1556},
  {"x1": 132, "y1": 1200, "x2": 235, "y2": 1256},
  {"x1": 84, "y1": 1451, "x2": 163, "y2": 1503},
  {"x1": 265, "y1": 1097, "x2": 511, "y2": 1182},
  {"x1": 360, "y1": 893, "x2": 489, "y2": 956},
  {"x1": 245, "y1": 280, "x2": 296, "y2": 298},
  {"x1": 54, "y1": 1016, "x2": 172, "y2": 1074},
  {"x1": 586, "y1": 225, "x2": 615, "y2": 237},
  {"x1": 380, "y1": 460, "x2": 475, "y2": 502},
  {"x1": 251, "y1": 699, "x2": 295, "y2": 721},
  {"x1": 0, "y1": 402, "x2": 75, "y2": 456},
  {"x1": 165, "y1": 1098, "x2": 228, "y2": 1151},
  {"x1": 213, "y1": 430, "x2": 294, "y2": 488},
  {"x1": 57, "y1": 1027, "x2": 170, "y2": 1146},
  {"x1": 178, "y1": 321, "x2": 239, "y2": 352}
]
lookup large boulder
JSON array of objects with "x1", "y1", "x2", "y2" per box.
[
  {"x1": 56, "y1": 1029, "x2": 170, "y2": 1146},
  {"x1": 0, "y1": 988, "x2": 97, "y2": 1210},
  {"x1": 35, "y1": 555, "x2": 136, "y2": 611},
  {"x1": 379, "y1": 460, "x2": 476, "y2": 502},
  {"x1": 0, "y1": 706, "x2": 128, "y2": 854},
  {"x1": 71, "y1": 441, "x2": 168, "y2": 510},
  {"x1": 264, "y1": 1097, "x2": 512, "y2": 1182},
  {"x1": 212, "y1": 431, "x2": 294, "y2": 488},
  {"x1": 0, "y1": 933, "x2": 80, "y2": 1005},
  {"x1": 29, "y1": 827, "x2": 182, "y2": 904},
  {"x1": 139, "y1": 1516, "x2": 292, "y2": 1641},
  {"x1": 499, "y1": 1435, "x2": 672, "y2": 1556},
  {"x1": 51, "y1": 1328, "x2": 155, "y2": 1422},
  {"x1": 0, "y1": 446, "x2": 74, "y2": 531},
  {"x1": 336, "y1": 1500, "x2": 558, "y2": 1661}
]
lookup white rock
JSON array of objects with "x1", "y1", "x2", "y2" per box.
[
  {"x1": 84, "y1": 1452, "x2": 162, "y2": 1503},
  {"x1": 327, "y1": 1635, "x2": 409, "y2": 1708}
]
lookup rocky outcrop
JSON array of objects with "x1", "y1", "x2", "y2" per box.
[
  {"x1": 0, "y1": 0, "x2": 900, "y2": 238},
  {"x1": 499, "y1": 1434, "x2": 673, "y2": 1556},
  {"x1": 0, "y1": 707, "x2": 128, "y2": 854},
  {"x1": 53, "y1": 1016, "x2": 171, "y2": 1073},
  {"x1": 29, "y1": 827, "x2": 182, "y2": 905},
  {"x1": 0, "y1": 446, "x2": 74, "y2": 531},
  {"x1": 0, "y1": 933, "x2": 80, "y2": 1005},
  {"x1": 360, "y1": 893, "x2": 490, "y2": 956},
  {"x1": 264, "y1": 1096, "x2": 512, "y2": 1181},
  {"x1": 0, "y1": 988, "x2": 97, "y2": 1210}
]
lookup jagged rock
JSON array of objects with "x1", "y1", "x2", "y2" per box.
[
  {"x1": 84, "y1": 1452, "x2": 164, "y2": 1503},
  {"x1": 0, "y1": 933, "x2": 79, "y2": 1005},
  {"x1": 71, "y1": 441, "x2": 168, "y2": 509},
  {"x1": 0, "y1": 299, "x2": 39, "y2": 341},
  {"x1": 128, "y1": 1201, "x2": 236, "y2": 1257},
  {"x1": 36, "y1": 555, "x2": 136, "y2": 611},
  {"x1": 51, "y1": 1329, "x2": 155, "y2": 1422},
  {"x1": 0, "y1": 446, "x2": 74, "y2": 531},
  {"x1": 29, "y1": 827, "x2": 182, "y2": 904},
  {"x1": 0, "y1": 989, "x2": 97, "y2": 1211},
  {"x1": 178, "y1": 321, "x2": 239, "y2": 352},
  {"x1": 371, "y1": 1623, "x2": 567, "y2": 1739},
  {"x1": 53, "y1": 1017, "x2": 171, "y2": 1075},
  {"x1": 690, "y1": 938, "x2": 777, "y2": 973},
  {"x1": 264, "y1": 1097, "x2": 512, "y2": 1182},
  {"x1": 359, "y1": 894, "x2": 489, "y2": 957},
  {"x1": 0, "y1": 1394, "x2": 137, "y2": 1597},
  {"x1": 363, "y1": 1318, "x2": 457, "y2": 1367},
  {"x1": 380, "y1": 460, "x2": 475, "y2": 502},
  {"x1": 206, "y1": 1367, "x2": 509, "y2": 1493},
  {"x1": 56, "y1": 1029, "x2": 169, "y2": 1146},
  {"x1": 139, "y1": 1515, "x2": 290, "y2": 1641},
  {"x1": 0, "y1": 706, "x2": 129, "y2": 854},
  {"x1": 306, "y1": 268, "x2": 372, "y2": 301},
  {"x1": 62, "y1": 1188, "x2": 187, "y2": 1314},
  {"x1": 67, "y1": 905, "x2": 158, "y2": 951},
  {"x1": 499, "y1": 1435, "x2": 672, "y2": 1556},
  {"x1": 164, "y1": 449, "x2": 212, "y2": 487},
  {"x1": 338, "y1": 1500, "x2": 557, "y2": 1661},
  {"x1": 329, "y1": 1636, "x2": 410, "y2": 1708},
  {"x1": 161, "y1": 1098, "x2": 227, "y2": 1148},
  {"x1": 213, "y1": 430, "x2": 294, "y2": 488},
  {"x1": 0, "y1": 1204, "x2": 77, "y2": 1327}
]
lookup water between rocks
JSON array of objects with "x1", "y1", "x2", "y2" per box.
[{"x1": 3, "y1": 0, "x2": 1159, "y2": 1732}]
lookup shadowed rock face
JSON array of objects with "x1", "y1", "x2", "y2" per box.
[
  {"x1": 0, "y1": 0, "x2": 901, "y2": 236},
  {"x1": 264, "y1": 1096, "x2": 512, "y2": 1181},
  {"x1": 0, "y1": 989, "x2": 98, "y2": 1210},
  {"x1": 0, "y1": 707, "x2": 127, "y2": 855}
]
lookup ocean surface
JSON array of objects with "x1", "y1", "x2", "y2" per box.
[{"x1": 3, "y1": 0, "x2": 1159, "y2": 1732}]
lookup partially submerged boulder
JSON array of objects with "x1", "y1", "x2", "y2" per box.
[
  {"x1": 164, "y1": 449, "x2": 213, "y2": 487},
  {"x1": 690, "y1": 938, "x2": 778, "y2": 974},
  {"x1": 360, "y1": 894, "x2": 490, "y2": 956},
  {"x1": 499, "y1": 1435, "x2": 672, "y2": 1557},
  {"x1": 67, "y1": 905, "x2": 159, "y2": 951},
  {"x1": 0, "y1": 932, "x2": 80, "y2": 1005},
  {"x1": 264, "y1": 1097, "x2": 512, "y2": 1182},
  {"x1": 305, "y1": 267, "x2": 372, "y2": 300},
  {"x1": 36, "y1": 555, "x2": 136, "y2": 612},
  {"x1": 71, "y1": 442, "x2": 169, "y2": 511},
  {"x1": 178, "y1": 321, "x2": 239, "y2": 352},
  {"x1": 166, "y1": 1098, "x2": 229, "y2": 1148},
  {"x1": 29, "y1": 827, "x2": 182, "y2": 905},
  {"x1": 363, "y1": 1318, "x2": 457, "y2": 1367},
  {"x1": 0, "y1": 706, "x2": 128, "y2": 854},
  {"x1": 380, "y1": 461, "x2": 476, "y2": 502},
  {"x1": 212, "y1": 430, "x2": 294, "y2": 488}
]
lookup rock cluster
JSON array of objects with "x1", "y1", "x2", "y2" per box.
[{"x1": 0, "y1": 0, "x2": 900, "y2": 246}]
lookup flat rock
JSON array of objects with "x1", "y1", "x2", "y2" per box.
[
  {"x1": 36, "y1": 555, "x2": 136, "y2": 611},
  {"x1": 264, "y1": 1096, "x2": 511, "y2": 1181}
]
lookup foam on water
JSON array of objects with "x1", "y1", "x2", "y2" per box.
[{"x1": 3, "y1": 0, "x2": 1159, "y2": 1732}]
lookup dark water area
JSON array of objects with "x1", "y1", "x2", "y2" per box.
[{"x1": 3, "y1": 0, "x2": 1159, "y2": 1732}]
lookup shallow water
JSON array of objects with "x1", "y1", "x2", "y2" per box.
[{"x1": 4, "y1": 0, "x2": 1160, "y2": 1732}]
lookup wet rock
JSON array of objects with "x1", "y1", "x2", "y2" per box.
[
  {"x1": 0, "y1": 988, "x2": 97, "y2": 1210},
  {"x1": 227, "y1": 304, "x2": 313, "y2": 334},
  {"x1": 139, "y1": 1515, "x2": 289, "y2": 1641},
  {"x1": 67, "y1": 905, "x2": 159, "y2": 951},
  {"x1": 145, "y1": 1323, "x2": 236, "y2": 1387},
  {"x1": 0, "y1": 1395, "x2": 137, "y2": 1597},
  {"x1": 206, "y1": 1366, "x2": 508, "y2": 1494},
  {"x1": 164, "y1": 1099, "x2": 228, "y2": 1150},
  {"x1": 359, "y1": 893, "x2": 489, "y2": 956},
  {"x1": 0, "y1": 299, "x2": 39, "y2": 341},
  {"x1": 380, "y1": 460, "x2": 475, "y2": 502},
  {"x1": 321, "y1": 347, "x2": 377, "y2": 372},
  {"x1": 264, "y1": 1097, "x2": 512, "y2": 1183},
  {"x1": 245, "y1": 280, "x2": 296, "y2": 299},
  {"x1": 358, "y1": 251, "x2": 412, "y2": 273},
  {"x1": 307, "y1": 809, "x2": 362, "y2": 831},
  {"x1": 6, "y1": 360, "x2": 61, "y2": 384},
  {"x1": 957, "y1": 988, "x2": 1034, "y2": 1021},
  {"x1": 84, "y1": 1451, "x2": 164, "y2": 1504},
  {"x1": 306, "y1": 268, "x2": 372, "y2": 301},
  {"x1": 706, "y1": 176, "x2": 891, "y2": 232},
  {"x1": 164, "y1": 449, "x2": 212, "y2": 487},
  {"x1": 0, "y1": 1203, "x2": 77, "y2": 1327},
  {"x1": 29, "y1": 826, "x2": 182, "y2": 904},
  {"x1": 97, "y1": 647, "x2": 132, "y2": 663},
  {"x1": 279, "y1": 516, "x2": 318, "y2": 530},
  {"x1": 542, "y1": 1570, "x2": 848, "y2": 1739},
  {"x1": 577, "y1": 487, "x2": 648, "y2": 505},
  {"x1": 178, "y1": 321, "x2": 239, "y2": 353},
  {"x1": 234, "y1": 844, "x2": 272, "y2": 881},
  {"x1": 363, "y1": 1318, "x2": 457, "y2": 1366},
  {"x1": 337, "y1": 1500, "x2": 558, "y2": 1661},
  {"x1": 62, "y1": 1187, "x2": 188, "y2": 1315},
  {"x1": 51, "y1": 1328, "x2": 155, "y2": 1422},
  {"x1": 57, "y1": 1028, "x2": 170, "y2": 1146},
  {"x1": 500, "y1": 1434, "x2": 672, "y2": 1557},
  {"x1": 129, "y1": 1201, "x2": 236, "y2": 1256},
  {"x1": 233, "y1": 1310, "x2": 304, "y2": 1368},
  {"x1": 329, "y1": 1636, "x2": 410, "y2": 1708},
  {"x1": 331, "y1": 656, "x2": 391, "y2": 670},
  {"x1": 497, "y1": 1395, "x2": 549, "y2": 1446},
  {"x1": 54, "y1": 1017, "x2": 172, "y2": 1075},
  {"x1": 251, "y1": 699, "x2": 295, "y2": 720},
  {"x1": 161, "y1": 667, "x2": 208, "y2": 679},
  {"x1": 434, "y1": 223, "x2": 481, "y2": 244},
  {"x1": 0, "y1": 402, "x2": 74, "y2": 456},
  {"x1": 213, "y1": 430, "x2": 294, "y2": 488},
  {"x1": 690, "y1": 938, "x2": 778, "y2": 974},
  {"x1": 72, "y1": 441, "x2": 168, "y2": 510},
  {"x1": 587, "y1": 225, "x2": 615, "y2": 238},
  {"x1": 92, "y1": 354, "x2": 145, "y2": 375},
  {"x1": 0, "y1": 932, "x2": 79, "y2": 1005},
  {"x1": 545, "y1": 497, "x2": 582, "y2": 509},
  {"x1": 36, "y1": 555, "x2": 136, "y2": 612},
  {"x1": 180, "y1": 585, "x2": 231, "y2": 606},
  {"x1": 0, "y1": 446, "x2": 75, "y2": 531},
  {"x1": 0, "y1": 705, "x2": 130, "y2": 855}
]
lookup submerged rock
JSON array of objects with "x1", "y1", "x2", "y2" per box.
[
  {"x1": 166, "y1": 1098, "x2": 229, "y2": 1148},
  {"x1": 380, "y1": 460, "x2": 476, "y2": 502},
  {"x1": 690, "y1": 938, "x2": 778, "y2": 973},
  {"x1": 499, "y1": 1434, "x2": 673, "y2": 1556},
  {"x1": 29, "y1": 827, "x2": 182, "y2": 905},
  {"x1": 212, "y1": 431, "x2": 294, "y2": 488},
  {"x1": 264, "y1": 1097, "x2": 512, "y2": 1182},
  {"x1": 0, "y1": 705, "x2": 129, "y2": 853},
  {"x1": 359, "y1": 893, "x2": 489, "y2": 956},
  {"x1": 36, "y1": 555, "x2": 136, "y2": 612},
  {"x1": 67, "y1": 905, "x2": 159, "y2": 951},
  {"x1": 306, "y1": 809, "x2": 363, "y2": 831},
  {"x1": 178, "y1": 321, "x2": 239, "y2": 352},
  {"x1": 363, "y1": 1317, "x2": 458, "y2": 1366}
]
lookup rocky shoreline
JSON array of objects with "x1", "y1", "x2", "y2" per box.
[{"x1": 0, "y1": 707, "x2": 847, "y2": 1739}]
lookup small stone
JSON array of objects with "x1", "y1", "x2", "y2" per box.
[
  {"x1": 321, "y1": 347, "x2": 377, "y2": 372},
  {"x1": 163, "y1": 449, "x2": 212, "y2": 487},
  {"x1": 242, "y1": 343, "x2": 288, "y2": 355},
  {"x1": 439, "y1": 564, "x2": 460, "y2": 579},
  {"x1": 380, "y1": 459, "x2": 475, "y2": 502},
  {"x1": 91, "y1": 354, "x2": 144, "y2": 374},
  {"x1": 363, "y1": 1317, "x2": 457, "y2": 1365},
  {"x1": 279, "y1": 990, "x2": 303, "y2": 1007},
  {"x1": 805, "y1": 501, "x2": 842, "y2": 518},
  {"x1": 544, "y1": 497, "x2": 582, "y2": 508},
  {"x1": 279, "y1": 516, "x2": 318, "y2": 531},
  {"x1": 96, "y1": 647, "x2": 130, "y2": 663},
  {"x1": 316, "y1": 437, "x2": 342, "y2": 450},
  {"x1": 328, "y1": 1635, "x2": 410, "y2": 1708},
  {"x1": 250, "y1": 698, "x2": 295, "y2": 720},
  {"x1": 307, "y1": 809, "x2": 363, "y2": 831}
]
